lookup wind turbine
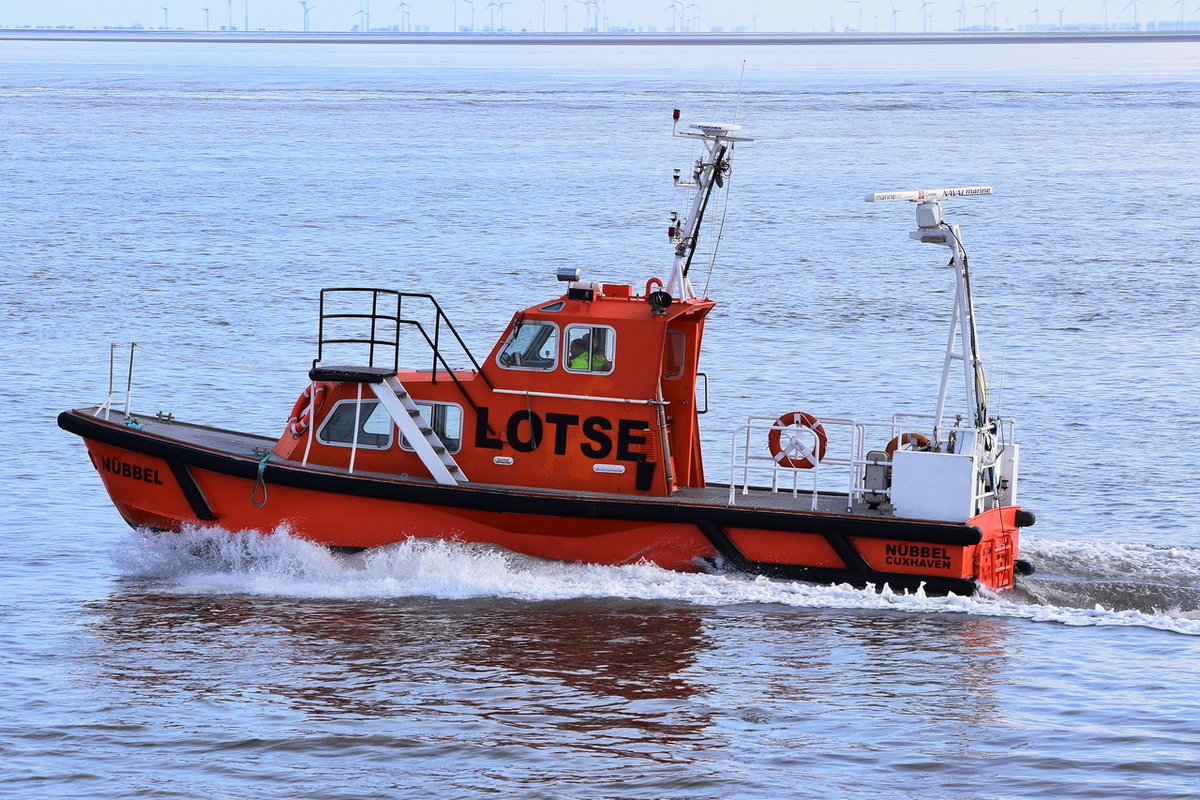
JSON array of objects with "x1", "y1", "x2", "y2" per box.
[
  {"x1": 920, "y1": 0, "x2": 934, "y2": 31},
  {"x1": 226, "y1": 0, "x2": 233, "y2": 29},
  {"x1": 1030, "y1": 4, "x2": 1039, "y2": 28},
  {"x1": 203, "y1": 6, "x2": 210, "y2": 30},
  {"x1": 353, "y1": 0, "x2": 371, "y2": 30},
  {"x1": 397, "y1": 1, "x2": 410, "y2": 30},
  {"x1": 954, "y1": 0, "x2": 966, "y2": 28},
  {"x1": 300, "y1": 0, "x2": 314, "y2": 31},
  {"x1": 161, "y1": 6, "x2": 168, "y2": 28},
  {"x1": 1171, "y1": 0, "x2": 1186, "y2": 27},
  {"x1": 890, "y1": 1, "x2": 901, "y2": 32},
  {"x1": 1057, "y1": 5, "x2": 1064, "y2": 26},
  {"x1": 462, "y1": 0, "x2": 474, "y2": 30},
  {"x1": 244, "y1": 0, "x2": 249, "y2": 32},
  {"x1": 686, "y1": 1, "x2": 701, "y2": 32},
  {"x1": 1123, "y1": 0, "x2": 1142, "y2": 27},
  {"x1": 974, "y1": 0, "x2": 989, "y2": 29},
  {"x1": 574, "y1": 0, "x2": 598, "y2": 31},
  {"x1": 846, "y1": 0, "x2": 863, "y2": 31},
  {"x1": 665, "y1": 0, "x2": 683, "y2": 31}
]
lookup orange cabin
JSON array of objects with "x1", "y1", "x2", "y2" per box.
[{"x1": 272, "y1": 282, "x2": 714, "y2": 497}]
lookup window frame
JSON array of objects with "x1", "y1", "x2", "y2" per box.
[
  {"x1": 495, "y1": 319, "x2": 561, "y2": 372},
  {"x1": 563, "y1": 324, "x2": 616, "y2": 375},
  {"x1": 399, "y1": 400, "x2": 465, "y2": 455},
  {"x1": 663, "y1": 329, "x2": 686, "y2": 380},
  {"x1": 316, "y1": 398, "x2": 394, "y2": 450}
]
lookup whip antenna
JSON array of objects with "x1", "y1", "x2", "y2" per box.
[{"x1": 733, "y1": 60, "x2": 747, "y2": 124}]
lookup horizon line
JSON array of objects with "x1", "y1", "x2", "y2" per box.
[{"x1": 3, "y1": 28, "x2": 1200, "y2": 45}]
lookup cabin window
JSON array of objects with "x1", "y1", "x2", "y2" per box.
[
  {"x1": 564, "y1": 325, "x2": 614, "y2": 374},
  {"x1": 497, "y1": 320, "x2": 559, "y2": 371},
  {"x1": 317, "y1": 399, "x2": 393, "y2": 449},
  {"x1": 400, "y1": 401, "x2": 463, "y2": 454},
  {"x1": 664, "y1": 330, "x2": 685, "y2": 380}
]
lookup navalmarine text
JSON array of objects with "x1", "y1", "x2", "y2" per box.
[
  {"x1": 884, "y1": 543, "x2": 951, "y2": 570},
  {"x1": 98, "y1": 455, "x2": 165, "y2": 485}
]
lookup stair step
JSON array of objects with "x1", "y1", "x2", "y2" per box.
[{"x1": 372, "y1": 377, "x2": 466, "y2": 485}]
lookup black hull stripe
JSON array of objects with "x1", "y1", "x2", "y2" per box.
[
  {"x1": 59, "y1": 410, "x2": 984, "y2": 547},
  {"x1": 694, "y1": 519, "x2": 751, "y2": 570},
  {"x1": 688, "y1": 519, "x2": 970, "y2": 593},
  {"x1": 166, "y1": 460, "x2": 218, "y2": 521}
]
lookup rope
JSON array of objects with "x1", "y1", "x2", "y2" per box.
[
  {"x1": 702, "y1": 173, "x2": 733, "y2": 299},
  {"x1": 251, "y1": 452, "x2": 271, "y2": 508},
  {"x1": 122, "y1": 418, "x2": 145, "y2": 430}
]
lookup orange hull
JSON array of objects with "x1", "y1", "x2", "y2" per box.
[
  {"x1": 65, "y1": 411, "x2": 1021, "y2": 595},
  {"x1": 59, "y1": 117, "x2": 1035, "y2": 599}
]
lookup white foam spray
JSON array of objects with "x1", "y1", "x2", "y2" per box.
[{"x1": 111, "y1": 527, "x2": 1200, "y2": 636}]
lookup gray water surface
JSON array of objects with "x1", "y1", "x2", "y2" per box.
[{"x1": 2, "y1": 40, "x2": 1198, "y2": 799}]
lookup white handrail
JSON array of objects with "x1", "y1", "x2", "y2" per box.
[{"x1": 725, "y1": 412, "x2": 1018, "y2": 515}]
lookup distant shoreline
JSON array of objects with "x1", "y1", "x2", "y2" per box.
[{"x1": 3, "y1": 28, "x2": 1200, "y2": 45}]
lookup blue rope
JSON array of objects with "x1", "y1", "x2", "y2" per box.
[
  {"x1": 251, "y1": 452, "x2": 271, "y2": 508},
  {"x1": 122, "y1": 418, "x2": 145, "y2": 430}
]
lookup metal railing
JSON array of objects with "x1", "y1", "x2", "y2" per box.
[
  {"x1": 313, "y1": 287, "x2": 494, "y2": 415},
  {"x1": 726, "y1": 412, "x2": 1016, "y2": 513},
  {"x1": 314, "y1": 287, "x2": 403, "y2": 373}
]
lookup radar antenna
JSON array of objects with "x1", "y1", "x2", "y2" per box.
[
  {"x1": 866, "y1": 186, "x2": 994, "y2": 445},
  {"x1": 666, "y1": 109, "x2": 752, "y2": 300}
]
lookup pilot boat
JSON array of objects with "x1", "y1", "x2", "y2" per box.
[{"x1": 59, "y1": 111, "x2": 1035, "y2": 596}]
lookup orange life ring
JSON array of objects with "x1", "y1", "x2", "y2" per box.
[
  {"x1": 288, "y1": 382, "x2": 331, "y2": 437},
  {"x1": 767, "y1": 411, "x2": 828, "y2": 469},
  {"x1": 884, "y1": 432, "x2": 931, "y2": 458}
]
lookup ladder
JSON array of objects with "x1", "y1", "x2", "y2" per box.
[{"x1": 369, "y1": 375, "x2": 468, "y2": 486}]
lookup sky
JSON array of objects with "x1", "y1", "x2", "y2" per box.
[{"x1": 1, "y1": 0, "x2": 1191, "y2": 33}]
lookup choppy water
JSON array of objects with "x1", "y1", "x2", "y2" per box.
[{"x1": 2, "y1": 40, "x2": 1199, "y2": 799}]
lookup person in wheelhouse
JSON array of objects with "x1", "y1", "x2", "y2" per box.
[{"x1": 566, "y1": 329, "x2": 612, "y2": 373}]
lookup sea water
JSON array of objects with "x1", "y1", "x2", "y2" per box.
[{"x1": 1, "y1": 40, "x2": 1198, "y2": 799}]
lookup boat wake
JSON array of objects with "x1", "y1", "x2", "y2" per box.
[
  {"x1": 112, "y1": 527, "x2": 1200, "y2": 636},
  {"x1": 1014, "y1": 537, "x2": 1200, "y2": 619}
]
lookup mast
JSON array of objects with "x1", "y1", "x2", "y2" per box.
[
  {"x1": 665, "y1": 110, "x2": 752, "y2": 300},
  {"x1": 865, "y1": 186, "x2": 994, "y2": 442}
]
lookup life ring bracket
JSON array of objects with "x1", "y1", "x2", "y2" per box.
[
  {"x1": 767, "y1": 411, "x2": 828, "y2": 470},
  {"x1": 288, "y1": 381, "x2": 332, "y2": 437}
]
